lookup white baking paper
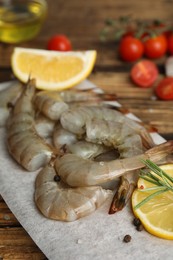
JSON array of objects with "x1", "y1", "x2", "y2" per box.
[{"x1": 0, "y1": 80, "x2": 173, "y2": 260}]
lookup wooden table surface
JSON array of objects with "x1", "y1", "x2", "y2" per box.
[{"x1": 1, "y1": 0, "x2": 173, "y2": 259}]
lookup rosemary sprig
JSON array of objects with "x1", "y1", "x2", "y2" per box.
[{"x1": 134, "y1": 160, "x2": 173, "y2": 210}]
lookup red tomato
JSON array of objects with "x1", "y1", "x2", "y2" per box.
[
  {"x1": 167, "y1": 33, "x2": 173, "y2": 55},
  {"x1": 163, "y1": 30, "x2": 172, "y2": 39},
  {"x1": 143, "y1": 34, "x2": 167, "y2": 59},
  {"x1": 119, "y1": 36, "x2": 144, "y2": 62},
  {"x1": 47, "y1": 35, "x2": 72, "y2": 51},
  {"x1": 155, "y1": 77, "x2": 173, "y2": 100},
  {"x1": 147, "y1": 21, "x2": 166, "y2": 31},
  {"x1": 130, "y1": 60, "x2": 159, "y2": 88},
  {"x1": 122, "y1": 30, "x2": 135, "y2": 38}
]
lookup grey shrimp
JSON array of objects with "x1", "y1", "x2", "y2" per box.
[
  {"x1": 34, "y1": 91, "x2": 69, "y2": 121},
  {"x1": 35, "y1": 114, "x2": 55, "y2": 139},
  {"x1": 85, "y1": 118, "x2": 145, "y2": 158},
  {"x1": 54, "y1": 141, "x2": 173, "y2": 187},
  {"x1": 60, "y1": 106, "x2": 155, "y2": 149},
  {"x1": 7, "y1": 79, "x2": 55, "y2": 171},
  {"x1": 35, "y1": 163, "x2": 111, "y2": 221},
  {"x1": 53, "y1": 122, "x2": 78, "y2": 150},
  {"x1": 67, "y1": 141, "x2": 111, "y2": 159},
  {"x1": 34, "y1": 90, "x2": 117, "y2": 121},
  {"x1": 53, "y1": 122, "x2": 110, "y2": 158}
]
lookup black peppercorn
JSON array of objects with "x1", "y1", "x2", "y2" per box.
[
  {"x1": 133, "y1": 217, "x2": 144, "y2": 231},
  {"x1": 133, "y1": 217, "x2": 141, "y2": 227},
  {"x1": 54, "y1": 175, "x2": 61, "y2": 182},
  {"x1": 136, "y1": 224, "x2": 144, "y2": 231},
  {"x1": 123, "y1": 234, "x2": 131, "y2": 243}
]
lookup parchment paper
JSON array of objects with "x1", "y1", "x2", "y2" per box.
[{"x1": 0, "y1": 80, "x2": 173, "y2": 260}]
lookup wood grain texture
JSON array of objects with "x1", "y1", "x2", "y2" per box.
[
  {"x1": 0, "y1": 197, "x2": 47, "y2": 259},
  {"x1": 89, "y1": 72, "x2": 173, "y2": 137},
  {"x1": 0, "y1": 0, "x2": 173, "y2": 259}
]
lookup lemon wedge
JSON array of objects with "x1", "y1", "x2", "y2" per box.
[
  {"x1": 11, "y1": 47, "x2": 97, "y2": 91},
  {"x1": 132, "y1": 164, "x2": 173, "y2": 240}
]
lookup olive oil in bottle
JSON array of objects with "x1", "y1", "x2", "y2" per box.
[{"x1": 0, "y1": 0, "x2": 47, "y2": 43}]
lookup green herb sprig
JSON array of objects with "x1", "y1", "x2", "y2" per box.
[
  {"x1": 100, "y1": 16, "x2": 172, "y2": 43},
  {"x1": 134, "y1": 160, "x2": 173, "y2": 210}
]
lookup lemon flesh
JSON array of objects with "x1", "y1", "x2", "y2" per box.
[
  {"x1": 132, "y1": 164, "x2": 173, "y2": 240},
  {"x1": 11, "y1": 48, "x2": 97, "y2": 91}
]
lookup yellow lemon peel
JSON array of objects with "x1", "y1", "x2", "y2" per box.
[{"x1": 11, "y1": 47, "x2": 97, "y2": 91}]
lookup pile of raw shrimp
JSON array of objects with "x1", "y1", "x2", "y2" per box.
[{"x1": 1, "y1": 78, "x2": 173, "y2": 222}]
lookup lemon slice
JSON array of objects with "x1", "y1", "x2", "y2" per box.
[
  {"x1": 132, "y1": 164, "x2": 173, "y2": 240},
  {"x1": 11, "y1": 47, "x2": 97, "y2": 91}
]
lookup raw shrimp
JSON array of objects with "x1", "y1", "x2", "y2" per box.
[
  {"x1": 34, "y1": 90, "x2": 117, "y2": 121},
  {"x1": 35, "y1": 163, "x2": 111, "y2": 221},
  {"x1": 53, "y1": 122, "x2": 78, "y2": 150},
  {"x1": 34, "y1": 91, "x2": 69, "y2": 121},
  {"x1": 7, "y1": 79, "x2": 55, "y2": 171},
  {"x1": 54, "y1": 141, "x2": 173, "y2": 187},
  {"x1": 67, "y1": 141, "x2": 110, "y2": 159},
  {"x1": 53, "y1": 120, "x2": 117, "y2": 160},
  {"x1": 85, "y1": 118, "x2": 145, "y2": 158},
  {"x1": 64, "y1": 118, "x2": 144, "y2": 159},
  {"x1": 54, "y1": 118, "x2": 145, "y2": 159},
  {"x1": 36, "y1": 88, "x2": 115, "y2": 103},
  {"x1": 60, "y1": 106, "x2": 155, "y2": 149},
  {"x1": 84, "y1": 118, "x2": 145, "y2": 210},
  {"x1": 0, "y1": 82, "x2": 22, "y2": 126},
  {"x1": 53, "y1": 122, "x2": 110, "y2": 158},
  {"x1": 108, "y1": 170, "x2": 139, "y2": 214},
  {"x1": 58, "y1": 89, "x2": 105, "y2": 102},
  {"x1": 67, "y1": 141, "x2": 119, "y2": 190},
  {"x1": 35, "y1": 114, "x2": 55, "y2": 138}
]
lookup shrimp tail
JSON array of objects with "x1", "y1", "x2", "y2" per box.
[
  {"x1": 140, "y1": 129, "x2": 155, "y2": 149},
  {"x1": 109, "y1": 140, "x2": 173, "y2": 214},
  {"x1": 109, "y1": 176, "x2": 135, "y2": 214},
  {"x1": 146, "y1": 140, "x2": 173, "y2": 163}
]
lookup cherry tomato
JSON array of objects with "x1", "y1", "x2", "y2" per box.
[
  {"x1": 122, "y1": 30, "x2": 135, "y2": 38},
  {"x1": 167, "y1": 33, "x2": 173, "y2": 55},
  {"x1": 47, "y1": 35, "x2": 72, "y2": 51},
  {"x1": 119, "y1": 36, "x2": 144, "y2": 62},
  {"x1": 143, "y1": 34, "x2": 167, "y2": 59},
  {"x1": 130, "y1": 60, "x2": 159, "y2": 88},
  {"x1": 147, "y1": 20, "x2": 166, "y2": 31},
  {"x1": 163, "y1": 30, "x2": 172, "y2": 40},
  {"x1": 155, "y1": 77, "x2": 173, "y2": 100}
]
